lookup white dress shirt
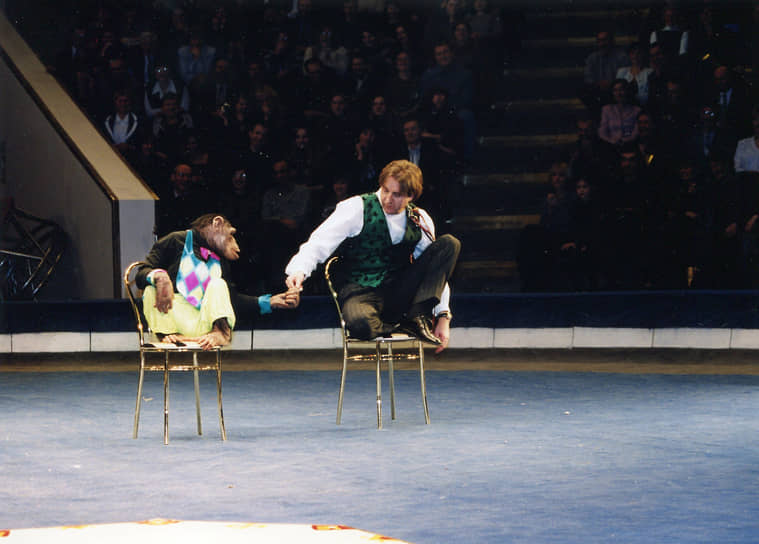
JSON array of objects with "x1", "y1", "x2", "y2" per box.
[{"x1": 285, "y1": 191, "x2": 451, "y2": 313}]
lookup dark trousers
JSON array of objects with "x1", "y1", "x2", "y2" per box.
[{"x1": 338, "y1": 234, "x2": 461, "y2": 340}]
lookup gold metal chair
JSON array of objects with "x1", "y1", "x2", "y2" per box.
[
  {"x1": 324, "y1": 256, "x2": 431, "y2": 429},
  {"x1": 124, "y1": 261, "x2": 227, "y2": 444}
]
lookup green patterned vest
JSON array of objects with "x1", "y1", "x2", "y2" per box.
[{"x1": 337, "y1": 193, "x2": 422, "y2": 287}]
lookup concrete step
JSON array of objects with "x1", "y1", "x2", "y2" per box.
[
  {"x1": 452, "y1": 259, "x2": 521, "y2": 293},
  {"x1": 481, "y1": 99, "x2": 584, "y2": 137},
  {"x1": 521, "y1": 6, "x2": 647, "y2": 39}
]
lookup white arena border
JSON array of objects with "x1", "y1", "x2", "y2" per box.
[{"x1": 4, "y1": 327, "x2": 759, "y2": 353}]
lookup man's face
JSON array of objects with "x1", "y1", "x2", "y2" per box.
[
  {"x1": 249, "y1": 124, "x2": 267, "y2": 147},
  {"x1": 714, "y1": 66, "x2": 729, "y2": 91},
  {"x1": 162, "y1": 98, "x2": 178, "y2": 118},
  {"x1": 115, "y1": 95, "x2": 130, "y2": 114},
  {"x1": 330, "y1": 95, "x2": 346, "y2": 116},
  {"x1": 638, "y1": 114, "x2": 652, "y2": 137},
  {"x1": 273, "y1": 160, "x2": 290, "y2": 182},
  {"x1": 596, "y1": 31, "x2": 611, "y2": 50},
  {"x1": 434, "y1": 45, "x2": 452, "y2": 68},
  {"x1": 403, "y1": 121, "x2": 421, "y2": 145},
  {"x1": 432, "y1": 92, "x2": 446, "y2": 109},
  {"x1": 576, "y1": 180, "x2": 590, "y2": 200},
  {"x1": 295, "y1": 128, "x2": 309, "y2": 148},
  {"x1": 577, "y1": 119, "x2": 594, "y2": 140},
  {"x1": 379, "y1": 176, "x2": 413, "y2": 215},
  {"x1": 620, "y1": 152, "x2": 637, "y2": 172},
  {"x1": 395, "y1": 52, "x2": 410, "y2": 73},
  {"x1": 171, "y1": 165, "x2": 192, "y2": 192},
  {"x1": 371, "y1": 96, "x2": 386, "y2": 116}
]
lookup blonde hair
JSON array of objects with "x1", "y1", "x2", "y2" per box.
[{"x1": 378, "y1": 160, "x2": 423, "y2": 199}]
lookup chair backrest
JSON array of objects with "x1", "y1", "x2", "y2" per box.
[
  {"x1": 123, "y1": 261, "x2": 149, "y2": 346},
  {"x1": 324, "y1": 256, "x2": 348, "y2": 339}
]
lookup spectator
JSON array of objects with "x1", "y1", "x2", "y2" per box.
[
  {"x1": 155, "y1": 163, "x2": 205, "y2": 237},
  {"x1": 260, "y1": 159, "x2": 313, "y2": 289},
  {"x1": 315, "y1": 92, "x2": 359, "y2": 162},
  {"x1": 658, "y1": 159, "x2": 713, "y2": 287},
  {"x1": 648, "y1": 5, "x2": 689, "y2": 75},
  {"x1": 127, "y1": 31, "x2": 159, "y2": 93},
  {"x1": 238, "y1": 122, "x2": 274, "y2": 192},
  {"x1": 395, "y1": 116, "x2": 447, "y2": 222},
  {"x1": 558, "y1": 177, "x2": 604, "y2": 291},
  {"x1": 350, "y1": 127, "x2": 383, "y2": 196},
  {"x1": 734, "y1": 106, "x2": 759, "y2": 173},
  {"x1": 418, "y1": 88, "x2": 463, "y2": 159},
  {"x1": 303, "y1": 24, "x2": 350, "y2": 77},
  {"x1": 318, "y1": 174, "x2": 351, "y2": 221},
  {"x1": 706, "y1": 150, "x2": 745, "y2": 288},
  {"x1": 708, "y1": 65, "x2": 753, "y2": 149},
  {"x1": 285, "y1": 125, "x2": 326, "y2": 190},
  {"x1": 152, "y1": 93, "x2": 194, "y2": 163},
  {"x1": 210, "y1": 93, "x2": 254, "y2": 156},
  {"x1": 616, "y1": 42, "x2": 653, "y2": 105},
  {"x1": 650, "y1": 79, "x2": 694, "y2": 158},
  {"x1": 581, "y1": 30, "x2": 629, "y2": 114},
  {"x1": 103, "y1": 89, "x2": 142, "y2": 161},
  {"x1": 217, "y1": 168, "x2": 265, "y2": 293},
  {"x1": 343, "y1": 53, "x2": 385, "y2": 112},
  {"x1": 364, "y1": 94, "x2": 398, "y2": 163},
  {"x1": 468, "y1": 0, "x2": 502, "y2": 44},
  {"x1": 144, "y1": 65, "x2": 190, "y2": 119},
  {"x1": 293, "y1": 58, "x2": 335, "y2": 120},
  {"x1": 598, "y1": 79, "x2": 641, "y2": 146},
  {"x1": 420, "y1": 41, "x2": 476, "y2": 161},
  {"x1": 132, "y1": 131, "x2": 168, "y2": 197},
  {"x1": 568, "y1": 114, "x2": 616, "y2": 188},
  {"x1": 384, "y1": 51, "x2": 422, "y2": 118},
  {"x1": 177, "y1": 26, "x2": 217, "y2": 86},
  {"x1": 602, "y1": 144, "x2": 652, "y2": 288}
]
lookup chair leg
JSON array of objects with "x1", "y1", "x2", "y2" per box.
[
  {"x1": 193, "y1": 352, "x2": 202, "y2": 436},
  {"x1": 387, "y1": 343, "x2": 396, "y2": 420},
  {"x1": 216, "y1": 349, "x2": 227, "y2": 441},
  {"x1": 376, "y1": 341, "x2": 382, "y2": 429},
  {"x1": 336, "y1": 344, "x2": 348, "y2": 425},
  {"x1": 418, "y1": 341, "x2": 430, "y2": 424},
  {"x1": 163, "y1": 351, "x2": 170, "y2": 445},
  {"x1": 133, "y1": 352, "x2": 146, "y2": 439}
]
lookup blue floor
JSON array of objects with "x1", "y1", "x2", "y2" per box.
[{"x1": 1, "y1": 369, "x2": 758, "y2": 543}]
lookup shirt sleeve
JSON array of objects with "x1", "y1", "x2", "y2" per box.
[
  {"x1": 413, "y1": 208, "x2": 452, "y2": 315},
  {"x1": 285, "y1": 195, "x2": 364, "y2": 279}
]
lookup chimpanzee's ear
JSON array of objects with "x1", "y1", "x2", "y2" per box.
[{"x1": 212, "y1": 215, "x2": 225, "y2": 230}]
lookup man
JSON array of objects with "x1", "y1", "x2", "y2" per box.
[
  {"x1": 420, "y1": 41, "x2": 476, "y2": 160},
  {"x1": 103, "y1": 89, "x2": 141, "y2": 159},
  {"x1": 285, "y1": 160, "x2": 460, "y2": 352},
  {"x1": 581, "y1": 30, "x2": 629, "y2": 113},
  {"x1": 136, "y1": 214, "x2": 299, "y2": 350}
]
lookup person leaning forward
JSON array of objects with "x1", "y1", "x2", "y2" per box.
[
  {"x1": 285, "y1": 160, "x2": 461, "y2": 353},
  {"x1": 136, "y1": 214, "x2": 300, "y2": 350}
]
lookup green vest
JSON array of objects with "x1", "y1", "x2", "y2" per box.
[{"x1": 337, "y1": 193, "x2": 422, "y2": 287}]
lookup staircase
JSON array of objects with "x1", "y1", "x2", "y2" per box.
[{"x1": 450, "y1": 3, "x2": 646, "y2": 293}]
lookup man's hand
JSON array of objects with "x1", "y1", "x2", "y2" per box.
[
  {"x1": 433, "y1": 316, "x2": 451, "y2": 354},
  {"x1": 154, "y1": 273, "x2": 173, "y2": 313},
  {"x1": 271, "y1": 288, "x2": 301, "y2": 309},
  {"x1": 286, "y1": 272, "x2": 306, "y2": 292}
]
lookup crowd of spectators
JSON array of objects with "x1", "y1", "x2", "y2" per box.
[
  {"x1": 43, "y1": 1, "x2": 759, "y2": 294},
  {"x1": 520, "y1": 2, "x2": 759, "y2": 292},
  {"x1": 46, "y1": 0, "x2": 508, "y2": 294}
]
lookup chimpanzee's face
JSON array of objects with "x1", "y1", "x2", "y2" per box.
[{"x1": 209, "y1": 220, "x2": 240, "y2": 261}]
